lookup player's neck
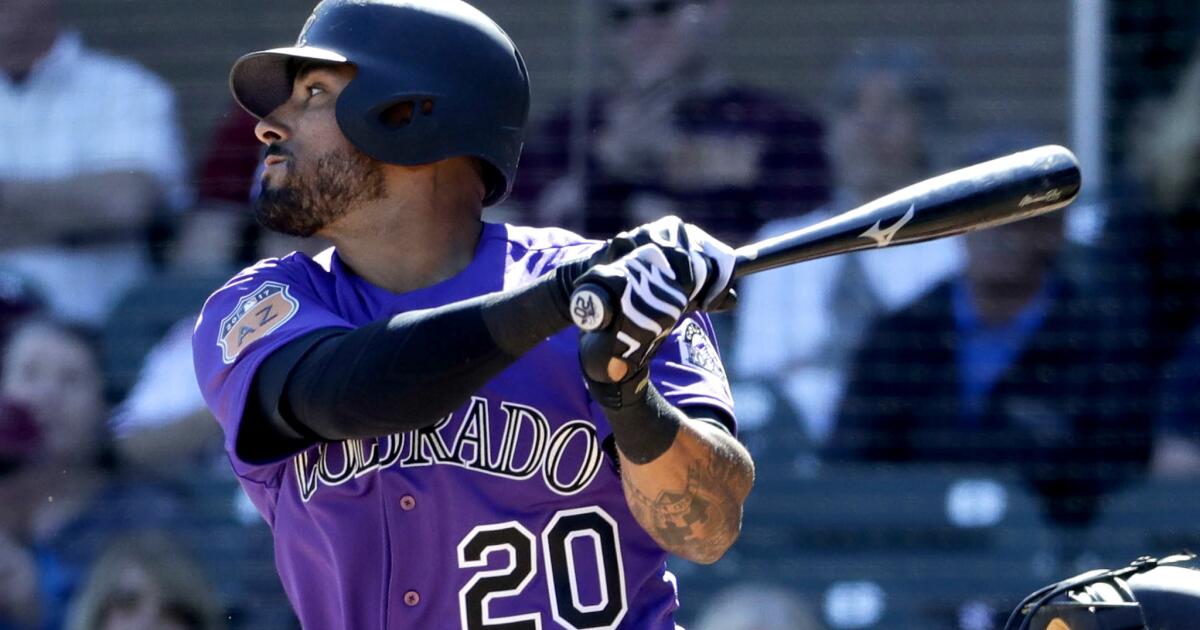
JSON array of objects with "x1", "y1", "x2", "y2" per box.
[
  {"x1": 323, "y1": 158, "x2": 488, "y2": 294},
  {"x1": 328, "y1": 198, "x2": 484, "y2": 295}
]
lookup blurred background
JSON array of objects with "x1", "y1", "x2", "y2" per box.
[{"x1": 0, "y1": 0, "x2": 1198, "y2": 628}]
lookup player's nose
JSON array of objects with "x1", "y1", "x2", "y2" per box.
[{"x1": 255, "y1": 111, "x2": 291, "y2": 145}]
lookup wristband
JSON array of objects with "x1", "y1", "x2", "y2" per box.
[{"x1": 588, "y1": 372, "x2": 681, "y2": 465}]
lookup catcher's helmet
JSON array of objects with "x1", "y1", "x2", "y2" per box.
[
  {"x1": 230, "y1": 0, "x2": 531, "y2": 206},
  {"x1": 1005, "y1": 553, "x2": 1200, "y2": 630}
]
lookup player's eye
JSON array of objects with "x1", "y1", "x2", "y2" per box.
[{"x1": 305, "y1": 85, "x2": 326, "y2": 99}]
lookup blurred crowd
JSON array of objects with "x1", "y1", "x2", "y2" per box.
[{"x1": 0, "y1": 0, "x2": 1198, "y2": 628}]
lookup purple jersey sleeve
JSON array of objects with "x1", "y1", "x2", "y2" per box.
[
  {"x1": 192, "y1": 254, "x2": 352, "y2": 479},
  {"x1": 649, "y1": 313, "x2": 737, "y2": 433}
]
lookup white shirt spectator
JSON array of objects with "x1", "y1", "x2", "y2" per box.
[
  {"x1": 110, "y1": 318, "x2": 205, "y2": 439},
  {"x1": 0, "y1": 31, "x2": 190, "y2": 324},
  {"x1": 734, "y1": 199, "x2": 964, "y2": 444}
]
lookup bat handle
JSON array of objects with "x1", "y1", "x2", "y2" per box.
[
  {"x1": 569, "y1": 283, "x2": 630, "y2": 382},
  {"x1": 569, "y1": 283, "x2": 613, "y2": 331}
]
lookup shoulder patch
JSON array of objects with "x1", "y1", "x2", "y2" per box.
[
  {"x1": 677, "y1": 320, "x2": 725, "y2": 379},
  {"x1": 217, "y1": 281, "x2": 299, "y2": 364}
]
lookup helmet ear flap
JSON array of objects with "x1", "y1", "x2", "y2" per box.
[
  {"x1": 380, "y1": 101, "x2": 415, "y2": 128},
  {"x1": 336, "y1": 70, "x2": 447, "y2": 162},
  {"x1": 374, "y1": 96, "x2": 437, "y2": 129}
]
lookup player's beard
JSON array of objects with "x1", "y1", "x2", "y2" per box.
[{"x1": 254, "y1": 146, "x2": 387, "y2": 237}]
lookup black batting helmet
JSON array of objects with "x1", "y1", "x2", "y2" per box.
[{"x1": 229, "y1": 0, "x2": 531, "y2": 206}]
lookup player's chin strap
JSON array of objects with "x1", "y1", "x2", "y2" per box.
[{"x1": 1003, "y1": 552, "x2": 1198, "y2": 630}]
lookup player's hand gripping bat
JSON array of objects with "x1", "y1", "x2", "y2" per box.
[{"x1": 569, "y1": 144, "x2": 1082, "y2": 382}]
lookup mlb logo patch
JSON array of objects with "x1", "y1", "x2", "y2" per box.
[{"x1": 218, "y1": 281, "x2": 299, "y2": 364}]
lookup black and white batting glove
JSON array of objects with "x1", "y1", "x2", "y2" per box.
[
  {"x1": 608, "y1": 216, "x2": 738, "y2": 312},
  {"x1": 575, "y1": 242, "x2": 696, "y2": 388}
]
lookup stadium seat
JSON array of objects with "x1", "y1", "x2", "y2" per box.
[{"x1": 726, "y1": 462, "x2": 1055, "y2": 628}]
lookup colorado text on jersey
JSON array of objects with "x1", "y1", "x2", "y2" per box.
[{"x1": 292, "y1": 396, "x2": 606, "y2": 501}]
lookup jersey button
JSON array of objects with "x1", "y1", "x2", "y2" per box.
[
  {"x1": 400, "y1": 495, "x2": 416, "y2": 511},
  {"x1": 403, "y1": 590, "x2": 420, "y2": 606}
]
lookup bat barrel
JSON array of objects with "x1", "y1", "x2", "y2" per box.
[
  {"x1": 733, "y1": 144, "x2": 1081, "y2": 278},
  {"x1": 569, "y1": 144, "x2": 1082, "y2": 355}
]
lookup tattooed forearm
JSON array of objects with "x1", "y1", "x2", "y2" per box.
[{"x1": 620, "y1": 426, "x2": 754, "y2": 564}]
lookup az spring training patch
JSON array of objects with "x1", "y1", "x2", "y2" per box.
[{"x1": 218, "y1": 281, "x2": 299, "y2": 364}]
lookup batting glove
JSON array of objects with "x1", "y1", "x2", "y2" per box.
[
  {"x1": 574, "y1": 241, "x2": 697, "y2": 389},
  {"x1": 608, "y1": 216, "x2": 738, "y2": 312}
]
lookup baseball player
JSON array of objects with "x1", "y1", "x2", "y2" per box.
[{"x1": 191, "y1": 1, "x2": 754, "y2": 628}]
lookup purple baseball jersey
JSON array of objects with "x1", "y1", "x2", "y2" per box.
[{"x1": 192, "y1": 222, "x2": 736, "y2": 629}]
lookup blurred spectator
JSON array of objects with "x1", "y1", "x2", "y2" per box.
[
  {"x1": 511, "y1": 0, "x2": 829, "y2": 242},
  {"x1": 0, "y1": 317, "x2": 180, "y2": 629},
  {"x1": 0, "y1": 0, "x2": 190, "y2": 325},
  {"x1": 828, "y1": 133, "x2": 1153, "y2": 527},
  {"x1": 692, "y1": 583, "x2": 824, "y2": 630},
  {"x1": 733, "y1": 43, "x2": 963, "y2": 445},
  {"x1": 1105, "y1": 41, "x2": 1200, "y2": 373},
  {"x1": 0, "y1": 316, "x2": 109, "y2": 628},
  {"x1": 65, "y1": 532, "x2": 225, "y2": 630},
  {"x1": 0, "y1": 318, "x2": 108, "y2": 473},
  {"x1": 1154, "y1": 325, "x2": 1200, "y2": 477},
  {"x1": 110, "y1": 318, "x2": 224, "y2": 477}
]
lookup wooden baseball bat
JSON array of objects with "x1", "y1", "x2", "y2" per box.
[{"x1": 569, "y1": 144, "x2": 1082, "y2": 380}]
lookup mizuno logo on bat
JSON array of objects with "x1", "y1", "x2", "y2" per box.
[
  {"x1": 1019, "y1": 189, "x2": 1063, "y2": 207},
  {"x1": 860, "y1": 204, "x2": 915, "y2": 248}
]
